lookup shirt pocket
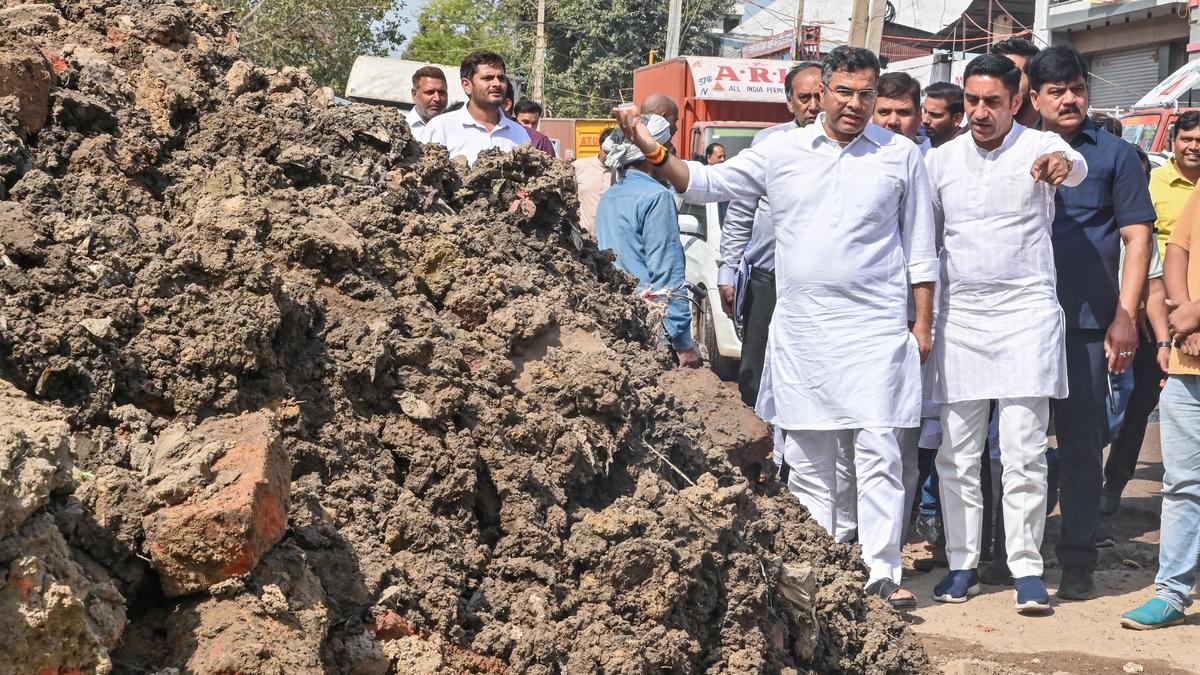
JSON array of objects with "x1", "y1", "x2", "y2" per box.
[
  {"x1": 988, "y1": 175, "x2": 1035, "y2": 219},
  {"x1": 850, "y1": 174, "x2": 902, "y2": 223}
]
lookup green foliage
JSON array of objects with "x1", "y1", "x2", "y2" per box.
[
  {"x1": 217, "y1": 0, "x2": 406, "y2": 92},
  {"x1": 403, "y1": 0, "x2": 516, "y2": 66},
  {"x1": 406, "y1": 0, "x2": 732, "y2": 116}
]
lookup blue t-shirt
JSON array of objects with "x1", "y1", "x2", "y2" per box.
[
  {"x1": 595, "y1": 169, "x2": 695, "y2": 351},
  {"x1": 1052, "y1": 118, "x2": 1157, "y2": 330}
]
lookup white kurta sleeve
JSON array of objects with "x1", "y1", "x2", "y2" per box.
[
  {"x1": 681, "y1": 145, "x2": 769, "y2": 205},
  {"x1": 924, "y1": 146, "x2": 946, "y2": 251},
  {"x1": 1038, "y1": 131, "x2": 1088, "y2": 187},
  {"x1": 902, "y1": 147, "x2": 939, "y2": 285}
]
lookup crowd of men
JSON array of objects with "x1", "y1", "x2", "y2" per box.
[{"x1": 413, "y1": 42, "x2": 1200, "y2": 628}]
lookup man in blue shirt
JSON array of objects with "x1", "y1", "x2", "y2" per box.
[
  {"x1": 595, "y1": 115, "x2": 702, "y2": 367},
  {"x1": 1029, "y1": 46, "x2": 1155, "y2": 600}
]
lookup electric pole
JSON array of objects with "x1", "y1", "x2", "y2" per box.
[
  {"x1": 666, "y1": 0, "x2": 683, "y2": 59},
  {"x1": 865, "y1": 0, "x2": 887, "y2": 54},
  {"x1": 848, "y1": 0, "x2": 869, "y2": 47},
  {"x1": 533, "y1": 0, "x2": 546, "y2": 103},
  {"x1": 792, "y1": 0, "x2": 805, "y2": 60}
]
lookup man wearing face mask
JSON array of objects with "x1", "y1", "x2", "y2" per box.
[
  {"x1": 617, "y1": 47, "x2": 936, "y2": 610},
  {"x1": 1028, "y1": 45, "x2": 1154, "y2": 601},
  {"x1": 422, "y1": 51, "x2": 530, "y2": 165},
  {"x1": 594, "y1": 115, "x2": 702, "y2": 368},
  {"x1": 925, "y1": 54, "x2": 1086, "y2": 612}
]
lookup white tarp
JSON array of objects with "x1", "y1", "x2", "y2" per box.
[
  {"x1": 343, "y1": 57, "x2": 468, "y2": 108},
  {"x1": 1133, "y1": 61, "x2": 1200, "y2": 108},
  {"x1": 686, "y1": 57, "x2": 799, "y2": 101}
]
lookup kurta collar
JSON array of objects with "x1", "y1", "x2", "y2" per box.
[
  {"x1": 808, "y1": 114, "x2": 884, "y2": 149},
  {"x1": 971, "y1": 121, "x2": 1025, "y2": 156}
]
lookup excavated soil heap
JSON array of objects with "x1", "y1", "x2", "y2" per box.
[{"x1": 0, "y1": 1, "x2": 931, "y2": 672}]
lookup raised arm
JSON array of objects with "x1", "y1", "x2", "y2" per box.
[{"x1": 613, "y1": 105, "x2": 767, "y2": 203}]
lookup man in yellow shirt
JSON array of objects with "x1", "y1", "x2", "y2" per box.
[
  {"x1": 1148, "y1": 111, "x2": 1200, "y2": 257},
  {"x1": 1119, "y1": 181, "x2": 1200, "y2": 630}
]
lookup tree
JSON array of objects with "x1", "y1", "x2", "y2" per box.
[
  {"x1": 405, "y1": 0, "x2": 731, "y2": 117},
  {"x1": 504, "y1": 0, "x2": 732, "y2": 117},
  {"x1": 216, "y1": 0, "x2": 407, "y2": 92},
  {"x1": 403, "y1": 0, "x2": 516, "y2": 66}
]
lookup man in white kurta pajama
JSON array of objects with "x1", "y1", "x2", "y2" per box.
[
  {"x1": 925, "y1": 54, "x2": 1087, "y2": 612},
  {"x1": 612, "y1": 48, "x2": 938, "y2": 606}
]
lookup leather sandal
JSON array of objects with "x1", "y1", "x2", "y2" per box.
[{"x1": 866, "y1": 577, "x2": 918, "y2": 611}]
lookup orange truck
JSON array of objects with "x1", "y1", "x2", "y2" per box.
[{"x1": 632, "y1": 56, "x2": 799, "y2": 161}]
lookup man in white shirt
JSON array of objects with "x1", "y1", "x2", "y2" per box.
[
  {"x1": 925, "y1": 54, "x2": 1086, "y2": 612},
  {"x1": 405, "y1": 66, "x2": 448, "y2": 134},
  {"x1": 614, "y1": 46, "x2": 937, "y2": 610},
  {"x1": 419, "y1": 50, "x2": 530, "y2": 164}
]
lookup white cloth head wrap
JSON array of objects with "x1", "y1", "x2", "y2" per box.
[{"x1": 602, "y1": 114, "x2": 672, "y2": 170}]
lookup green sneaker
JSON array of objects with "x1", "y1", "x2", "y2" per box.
[{"x1": 1120, "y1": 598, "x2": 1186, "y2": 631}]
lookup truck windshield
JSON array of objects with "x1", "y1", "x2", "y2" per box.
[
  {"x1": 703, "y1": 127, "x2": 763, "y2": 159},
  {"x1": 1120, "y1": 114, "x2": 1160, "y2": 152}
]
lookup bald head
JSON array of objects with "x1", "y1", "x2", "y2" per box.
[{"x1": 642, "y1": 93, "x2": 679, "y2": 136}]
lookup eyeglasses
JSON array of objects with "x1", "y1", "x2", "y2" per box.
[{"x1": 823, "y1": 84, "x2": 877, "y2": 103}]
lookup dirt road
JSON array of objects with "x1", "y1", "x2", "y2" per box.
[{"x1": 904, "y1": 423, "x2": 1200, "y2": 674}]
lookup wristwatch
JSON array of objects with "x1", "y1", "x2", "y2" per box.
[
  {"x1": 1055, "y1": 150, "x2": 1074, "y2": 172},
  {"x1": 1158, "y1": 339, "x2": 1174, "y2": 349}
]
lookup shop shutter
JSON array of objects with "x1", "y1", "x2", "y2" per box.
[{"x1": 1089, "y1": 47, "x2": 1162, "y2": 110}]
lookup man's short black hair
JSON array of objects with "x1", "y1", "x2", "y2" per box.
[
  {"x1": 821, "y1": 46, "x2": 881, "y2": 85},
  {"x1": 785, "y1": 61, "x2": 821, "y2": 98},
  {"x1": 461, "y1": 50, "x2": 506, "y2": 81},
  {"x1": 1175, "y1": 110, "x2": 1200, "y2": 139},
  {"x1": 877, "y1": 72, "x2": 920, "y2": 110},
  {"x1": 599, "y1": 127, "x2": 617, "y2": 146},
  {"x1": 412, "y1": 65, "x2": 447, "y2": 88},
  {"x1": 963, "y1": 53, "x2": 1022, "y2": 97},
  {"x1": 513, "y1": 98, "x2": 543, "y2": 117},
  {"x1": 705, "y1": 142, "x2": 724, "y2": 158},
  {"x1": 991, "y1": 37, "x2": 1039, "y2": 65},
  {"x1": 1027, "y1": 45, "x2": 1089, "y2": 93},
  {"x1": 924, "y1": 81, "x2": 964, "y2": 116},
  {"x1": 503, "y1": 82, "x2": 515, "y2": 104}
]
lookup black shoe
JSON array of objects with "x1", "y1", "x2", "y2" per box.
[
  {"x1": 979, "y1": 561, "x2": 1014, "y2": 586},
  {"x1": 915, "y1": 515, "x2": 945, "y2": 548},
  {"x1": 1093, "y1": 521, "x2": 1117, "y2": 549},
  {"x1": 1056, "y1": 567, "x2": 1095, "y2": 600}
]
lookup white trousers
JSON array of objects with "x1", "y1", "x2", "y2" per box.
[
  {"x1": 778, "y1": 428, "x2": 859, "y2": 544},
  {"x1": 782, "y1": 427, "x2": 906, "y2": 584},
  {"x1": 937, "y1": 397, "x2": 1049, "y2": 578}
]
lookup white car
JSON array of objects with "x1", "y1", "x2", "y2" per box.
[{"x1": 677, "y1": 199, "x2": 741, "y2": 380}]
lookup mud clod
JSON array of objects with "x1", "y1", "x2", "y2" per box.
[{"x1": 0, "y1": 1, "x2": 931, "y2": 672}]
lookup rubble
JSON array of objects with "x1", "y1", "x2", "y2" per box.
[{"x1": 0, "y1": 0, "x2": 932, "y2": 672}]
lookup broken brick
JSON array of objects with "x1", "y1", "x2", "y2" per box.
[{"x1": 142, "y1": 411, "x2": 290, "y2": 597}]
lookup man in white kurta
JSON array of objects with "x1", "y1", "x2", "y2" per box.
[
  {"x1": 612, "y1": 48, "x2": 938, "y2": 603},
  {"x1": 925, "y1": 54, "x2": 1087, "y2": 611}
]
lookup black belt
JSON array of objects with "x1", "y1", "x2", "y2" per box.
[{"x1": 750, "y1": 267, "x2": 775, "y2": 284}]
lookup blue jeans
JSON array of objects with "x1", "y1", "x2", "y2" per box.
[{"x1": 1156, "y1": 375, "x2": 1200, "y2": 612}]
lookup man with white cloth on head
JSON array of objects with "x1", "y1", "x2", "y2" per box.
[
  {"x1": 613, "y1": 45, "x2": 937, "y2": 610},
  {"x1": 924, "y1": 54, "x2": 1087, "y2": 613}
]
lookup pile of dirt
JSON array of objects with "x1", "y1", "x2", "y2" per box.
[{"x1": 0, "y1": 1, "x2": 931, "y2": 672}]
